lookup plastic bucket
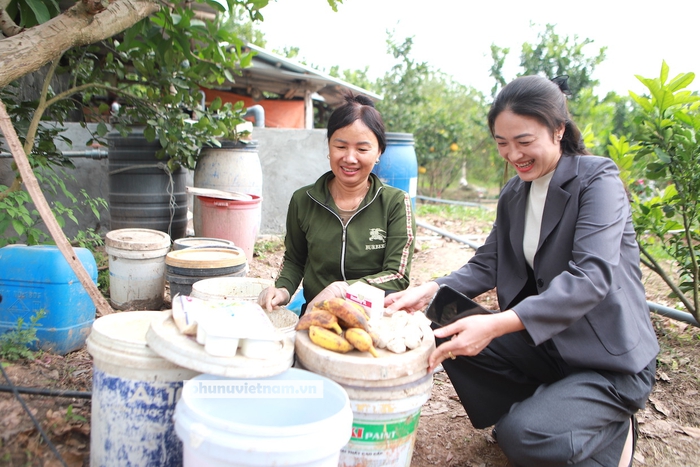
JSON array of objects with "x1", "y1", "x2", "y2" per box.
[
  {"x1": 190, "y1": 277, "x2": 299, "y2": 342},
  {"x1": 339, "y1": 375, "x2": 432, "y2": 467},
  {"x1": 172, "y1": 237, "x2": 237, "y2": 251},
  {"x1": 174, "y1": 368, "x2": 353, "y2": 467},
  {"x1": 105, "y1": 228, "x2": 171, "y2": 310},
  {"x1": 295, "y1": 326, "x2": 434, "y2": 467},
  {"x1": 372, "y1": 132, "x2": 418, "y2": 210},
  {"x1": 196, "y1": 195, "x2": 262, "y2": 263},
  {"x1": 108, "y1": 130, "x2": 188, "y2": 240},
  {"x1": 190, "y1": 277, "x2": 273, "y2": 302},
  {"x1": 87, "y1": 310, "x2": 200, "y2": 467},
  {"x1": 166, "y1": 248, "x2": 247, "y2": 297},
  {"x1": 192, "y1": 141, "x2": 262, "y2": 236}
]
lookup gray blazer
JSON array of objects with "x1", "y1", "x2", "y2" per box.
[{"x1": 438, "y1": 155, "x2": 659, "y2": 374}]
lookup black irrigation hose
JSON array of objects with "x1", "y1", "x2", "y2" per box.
[
  {"x1": 0, "y1": 384, "x2": 92, "y2": 399},
  {"x1": 0, "y1": 364, "x2": 69, "y2": 467}
]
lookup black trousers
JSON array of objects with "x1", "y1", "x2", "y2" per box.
[{"x1": 441, "y1": 331, "x2": 656, "y2": 466}]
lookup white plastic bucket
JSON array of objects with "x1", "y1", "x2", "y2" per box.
[
  {"x1": 190, "y1": 277, "x2": 299, "y2": 342},
  {"x1": 191, "y1": 277, "x2": 273, "y2": 302},
  {"x1": 295, "y1": 324, "x2": 435, "y2": 467},
  {"x1": 86, "y1": 310, "x2": 200, "y2": 467},
  {"x1": 340, "y1": 375, "x2": 432, "y2": 467},
  {"x1": 174, "y1": 368, "x2": 353, "y2": 467},
  {"x1": 105, "y1": 228, "x2": 171, "y2": 310}
]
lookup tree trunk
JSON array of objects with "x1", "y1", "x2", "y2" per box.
[{"x1": 0, "y1": 0, "x2": 159, "y2": 89}]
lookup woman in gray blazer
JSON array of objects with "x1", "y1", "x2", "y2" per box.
[{"x1": 385, "y1": 75, "x2": 658, "y2": 466}]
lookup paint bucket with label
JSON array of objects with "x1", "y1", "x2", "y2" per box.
[{"x1": 295, "y1": 320, "x2": 434, "y2": 467}]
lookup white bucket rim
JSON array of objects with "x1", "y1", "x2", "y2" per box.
[
  {"x1": 105, "y1": 228, "x2": 171, "y2": 251},
  {"x1": 86, "y1": 311, "x2": 186, "y2": 371},
  {"x1": 177, "y1": 369, "x2": 351, "y2": 437}
]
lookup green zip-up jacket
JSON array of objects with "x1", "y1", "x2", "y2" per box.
[{"x1": 275, "y1": 171, "x2": 415, "y2": 305}]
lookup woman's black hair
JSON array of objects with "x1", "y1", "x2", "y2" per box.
[
  {"x1": 487, "y1": 75, "x2": 589, "y2": 156},
  {"x1": 327, "y1": 91, "x2": 386, "y2": 154}
]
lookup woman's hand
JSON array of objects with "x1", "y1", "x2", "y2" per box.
[
  {"x1": 427, "y1": 310, "x2": 525, "y2": 372},
  {"x1": 384, "y1": 281, "x2": 440, "y2": 314},
  {"x1": 257, "y1": 286, "x2": 290, "y2": 312},
  {"x1": 307, "y1": 281, "x2": 349, "y2": 308}
]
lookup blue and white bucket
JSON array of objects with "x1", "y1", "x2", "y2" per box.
[{"x1": 87, "y1": 311, "x2": 199, "y2": 467}]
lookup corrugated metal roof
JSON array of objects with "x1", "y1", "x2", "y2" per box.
[{"x1": 222, "y1": 43, "x2": 382, "y2": 106}]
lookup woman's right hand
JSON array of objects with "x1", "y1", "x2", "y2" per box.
[
  {"x1": 384, "y1": 281, "x2": 440, "y2": 314},
  {"x1": 257, "y1": 286, "x2": 290, "y2": 312}
]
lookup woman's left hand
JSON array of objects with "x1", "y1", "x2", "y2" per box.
[{"x1": 427, "y1": 310, "x2": 525, "y2": 372}]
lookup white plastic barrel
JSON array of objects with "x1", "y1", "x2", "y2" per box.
[
  {"x1": 105, "y1": 228, "x2": 171, "y2": 310},
  {"x1": 86, "y1": 310, "x2": 200, "y2": 467},
  {"x1": 192, "y1": 141, "x2": 262, "y2": 238},
  {"x1": 174, "y1": 368, "x2": 353, "y2": 467}
]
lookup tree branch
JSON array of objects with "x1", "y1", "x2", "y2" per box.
[
  {"x1": 0, "y1": 98, "x2": 114, "y2": 316},
  {"x1": 0, "y1": 0, "x2": 160, "y2": 88},
  {"x1": 0, "y1": 1, "x2": 24, "y2": 37},
  {"x1": 640, "y1": 244, "x2": 696, "y2": 315}
]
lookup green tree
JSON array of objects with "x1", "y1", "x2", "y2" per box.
[
  {"x1": 373, "y1": 36, "x2": 492, "y2": 197},
  {"x1": 609, "y1": 62, "x2": 700, "y2": 322},
  {"x1": 490, "y1": 23, "x2": 635, "y2": 159}
]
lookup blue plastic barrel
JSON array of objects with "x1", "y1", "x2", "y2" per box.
[
  {"x1": 372, "y1": 133, "x2": 418, "y2": 209},
  {"x1": 0, "y1": 245, "x2": 97, "y2": 355}
]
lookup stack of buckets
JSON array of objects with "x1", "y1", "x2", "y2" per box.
[
  {"x1": 86, "y1": 311, "x2": 352, "y2": 467},
  {"x1": 192, "y1": 141, "x2": 263, "y2": 264}
]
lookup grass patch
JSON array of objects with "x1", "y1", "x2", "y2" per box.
[
  {"x1": 254, "y1": 237, "x2": 284, "y2": 258},
  {"x1": 416, "y1": 204, "x2": 496, "y2": 224}
]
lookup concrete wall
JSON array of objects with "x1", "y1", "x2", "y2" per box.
[{"x1": 1, "y1": 124, "x2": 329, "y2": 240}]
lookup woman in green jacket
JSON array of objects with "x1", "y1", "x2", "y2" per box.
[{"x1": 258, "y1": 92, "x2": 416, "y2": 314}]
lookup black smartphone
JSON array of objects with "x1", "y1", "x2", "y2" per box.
[{"x1": 425, "y1": 284, "x2": 491, "y2": 326}]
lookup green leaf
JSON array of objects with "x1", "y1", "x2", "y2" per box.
[
  {"x1": 660, "y1": 60, "x2": 669, "y2": 84},
  {"x1": 144, "y1": 126, "x2": 156, "y2": 142},
  {"x1": 25, "y1": 0, "x2": 51, "y2": 24},
  {"x1": 11, "y1": 220, "x2": 25, "y2": 236},
  {"x1": 96, "y1": 122, "x2": 108, "y2": 138},
  {"x1": 667, "y1": 72, "x2": 695, "y2": 92}
]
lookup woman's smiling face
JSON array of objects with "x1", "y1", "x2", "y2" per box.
[
  {"x1": 493, "y1": 110, "x2": 564, "y2": 182},
  {"x1": 328, "y1": 119, "x2": 381, "y2": 188}
]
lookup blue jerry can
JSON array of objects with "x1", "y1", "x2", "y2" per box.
[{"x1": 0, "y1": 244, "x2": 97, "y2": 355}]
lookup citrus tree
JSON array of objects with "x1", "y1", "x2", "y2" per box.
[
  {"x1": 373, "y1": 36, "x2": 494, "y2": 197},
  {"x1": 609, "y1": 62, "x2": 700, "y2": 322}
]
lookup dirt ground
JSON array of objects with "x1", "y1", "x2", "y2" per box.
[{"x1": 1, "y1": 214, "x2": 699, "y2": 466}]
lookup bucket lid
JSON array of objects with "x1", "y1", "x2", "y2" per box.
[
  {"x1": 146, "y1": 309, "x2": 294, "y2": 377},
  {"x1": 386, "y1": 132, "x2": 415, "y2": 144},
  {"x1": 166, "y1": 247, "x2": 246, "y2": 269},
  {"x1": 294, "y1": 321, "x2": 435, "y2": 385},
  {"x1": 87, "y1": 311, "x2": 164, "y2": 358},
  {"x1": 105, "y1": 228, "x2": 171, "y2": 251},
  {"x1": 173, "y1": 237, "x2": 236, "y2": 250}
]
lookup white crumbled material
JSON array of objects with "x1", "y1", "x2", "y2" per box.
[
  {"x1": 386, "y1": 336, "x2": 407, "y2": 354},
  {"x1": 368, "y1": 311, "x2": 428, "y2": 354}
]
